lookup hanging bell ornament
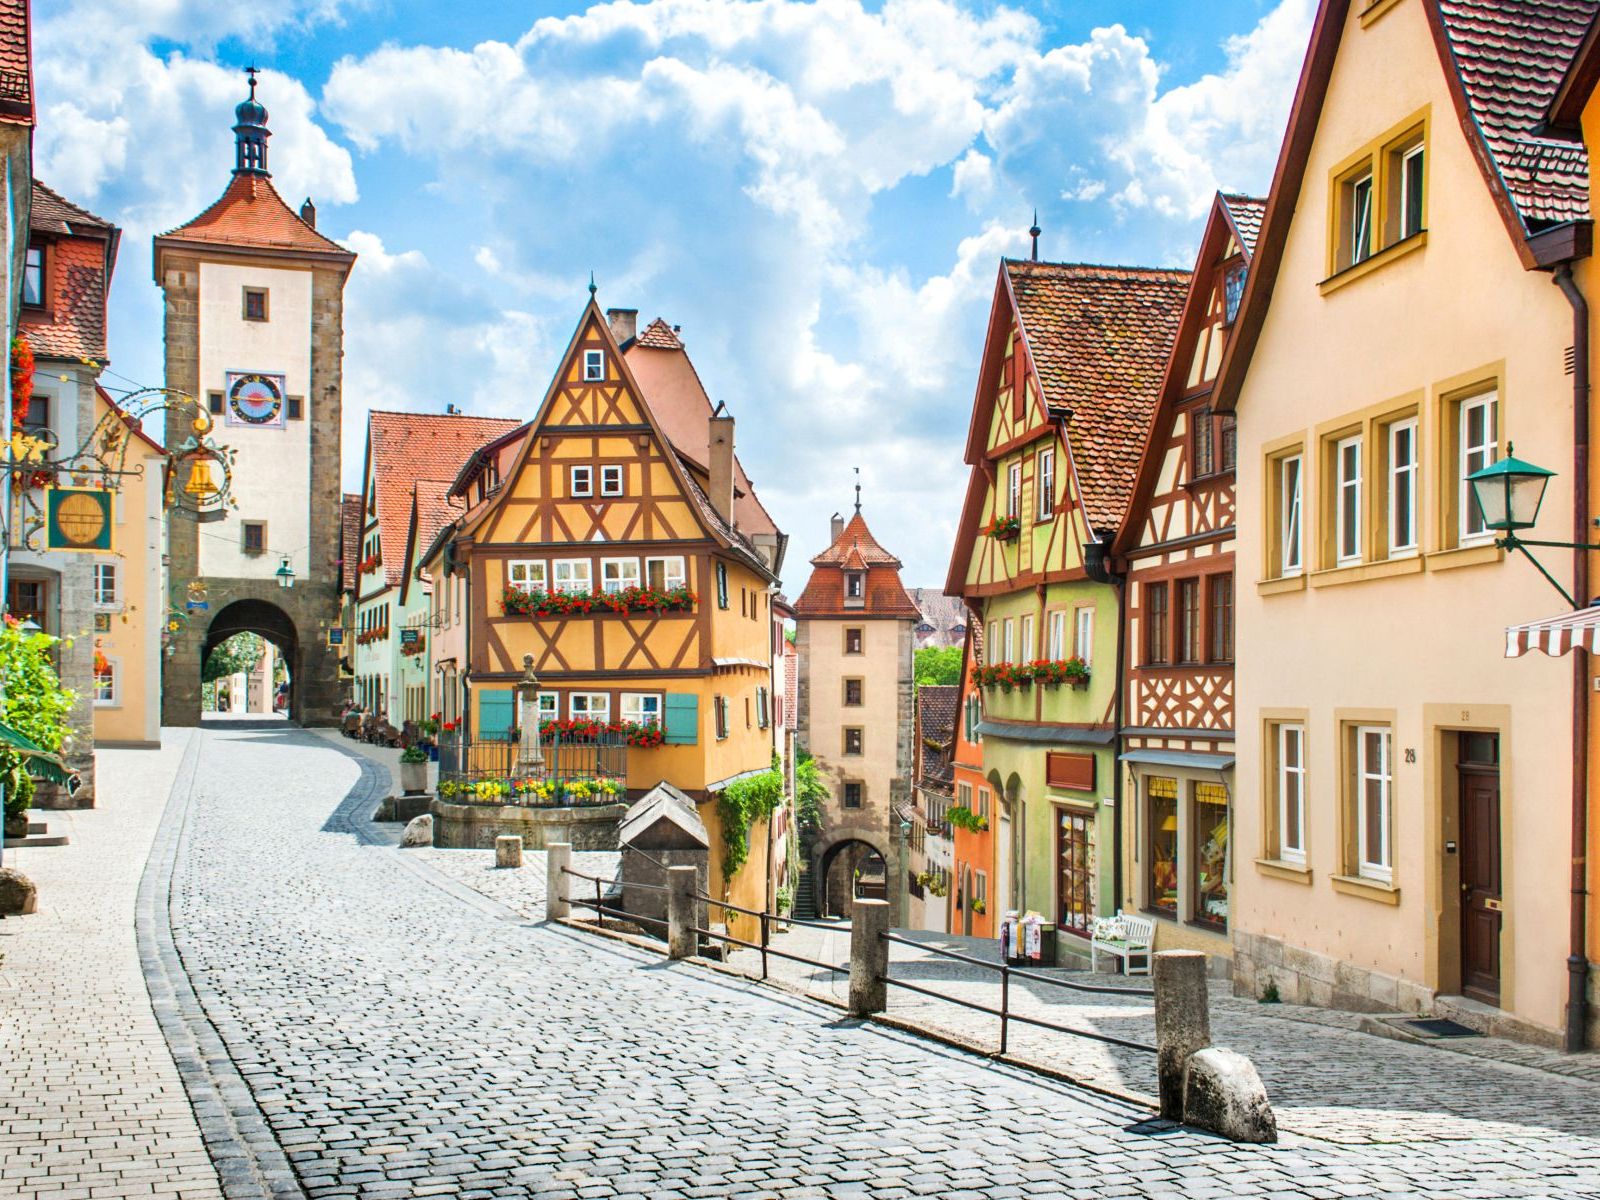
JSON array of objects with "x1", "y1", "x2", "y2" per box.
[{"x1": 185, "y1": 456, "x2": 219, "y2": 499}]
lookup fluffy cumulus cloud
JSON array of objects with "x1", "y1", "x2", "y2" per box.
[{"x1": 37, "y1": 0, "x2": 1313, "y2": 582}]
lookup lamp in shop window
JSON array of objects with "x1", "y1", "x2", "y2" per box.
[{"x1": 1467, "y1": 445, "x2": 1598, "y2": 609}]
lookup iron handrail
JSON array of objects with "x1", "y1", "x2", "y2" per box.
[
  {"x1": 880, "y1": 931, "x2": 1153, "y2": 997},
  {"x1": 696, "y1": 892, "x2": 851, "y2": 933},
  {"x1": 692, "y1": 924, "x2": 847, "y2": 979},
  {"x1": 569, "y1": 894, "x2": 667, "y2": 930}
]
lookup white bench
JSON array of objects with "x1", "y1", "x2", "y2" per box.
[{"x1": 1090, "y1": 912, "x2": 1154, "y2": 976}]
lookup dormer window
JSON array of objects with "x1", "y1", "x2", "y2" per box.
[
  {"x1": 1223, "y1": 264, "x2": 1246, "y2": 323},
  {"x1": 22, "y1": 242, "x2": 43, "y2": 308},
  {"x1": 844, "y1": 571, "x2": 865, "y2": 607},
  {"x1": 571, "y1": 465, "x2": 594, "y2": 497},
  {"x1": 583, "y1": 349, "x2": 604, "y2": 382}
]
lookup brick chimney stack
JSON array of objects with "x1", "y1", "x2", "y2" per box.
[
  {"x1": 830, "y1": 513, "x2": 844, "y2": 543},
  {"x1": 709, "y1": 403, "x2": 736, "y2": 527},
  {"x1": 606, "y1": 307, "x2": 638, "y2": 345}
]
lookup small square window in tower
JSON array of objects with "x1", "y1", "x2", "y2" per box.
[
  {"x1": 844, "y1": 571, "x2": 864, "y2": 607},
  {"x1": 583, "y1": 349, "x2": 605, "y2": 382},
  {"x1": 242, "y1": 287, "x2": 269, "y2": 322},
  {"x1": 242, "y1": 521, "x2": 266, "y2": 555}
]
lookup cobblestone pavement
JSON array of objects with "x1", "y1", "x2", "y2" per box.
[
  {"x1": 162, "y1": 725, "x2": 1600, "y2": 1198},
  {"x1": 0, "y1": 731, "x2": 224, "y2": 1200}
]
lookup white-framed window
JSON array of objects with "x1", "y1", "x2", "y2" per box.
[
  {"x1": 1355, "y1": 725, "x2": 1392, "y2": 883},
  {"x1": 845, "y1": 571, "x2": 864, "y2": 600},
  {"x1": 1074, "y1": 607, "x2": 1094, "y2": 665},
  {"x1": 1280, "y1": 454, "x2": 1303, "y2": 577},
  {"x1": 645, "y1": 556, "x2": 687, "y2": 591},
  {"x1": 1019, "y1": 614, "x2": 1034, "y2": 661},
  {"x1": 552, "y1": 559, "x2": 593, "y2": 594},
  {"x1": 1349, "y1": 172, "x2": 1374, "y2": 265},
  {"x1": 600, "y1": 465, "x2": 624, "y2": 497},
  {"x1": 987, "y1": 622, "x2": 998, "y2": 660},
  {"x1": 508, "y1": 560, "x2": 548, "y2": 592},
  {"x1": 1036, "y1": 448, "x2": 1055, "y2": 520},
  {"x1": 601, "y1": 558, "x2": 641, "y2": 593},
  {"x1": 583, "y1": 349, "x2": 605, "y2": 382},
  {"x1": 1048, "y1": 610, "x2": 1066, "y2": 660},
  {"x1": 1277, "y1": 724, "x2": 1306, "y2": 865},
  {"x1": 1003, "y1": 618, "x2": 1014, "y2": 663},
  {"x1": 1008, "y1": 462, "x2": 1023, "y2": 519},
  {"x1": 570, "y1": 692, "x2": 611, "y2": 722},
  {"x1": 1335, "y1": 435, "x2": 1363, "y2": 565},
  {"x1": 538, "y1": 692, "x2": 560, "y2": 722},
  {"x1": 621, "y1": 692, "x2": 662, "y2": 726},
  {"x1": 1460, "y1": 392, "x2": 1499, "y2": 544},
  {"x1": 93, "y1": 655, "x2": 117, "y2": 706},
  {"x1": 570, "y1": 465, "x2": 594, "y2": 498},
  {"x1": 93, "y1": 563, "x2": 117, "y2": 608},
  {"x1": 1387, "y1": 418, "x2": 1418, "y2": 557},
  {"x1": 1398, "y1": 144, "x2": 1425, "y2": 240}
]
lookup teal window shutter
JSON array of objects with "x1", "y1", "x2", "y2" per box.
[
  {"x1": 478, "y1": 688, "x2": 515, "y2": 742},
  {"x1": 663, "y1": 693, "x2": 699, "y2": 745}
]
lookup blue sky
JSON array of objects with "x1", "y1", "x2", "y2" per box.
[{"x1": 32, "y1": 0, "x2": 1313, "y2": 587}]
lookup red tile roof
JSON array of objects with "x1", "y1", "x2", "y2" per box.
[
  {"x1": 366, "y1": 412, "x2": 520, "y2": 589},
  {"x1": 793, "y1": 512, "x2": 920, "y2": 617},
  {"x1": 1004, "y1": 261, "x2": 1190, "y2": 533},
  {"x1": 915, "y1": 684, "x2": 959, "y2": 792},
  {"x1": 156, "y1": 173, "x2": 354, "y2": 265},
  {"x1": 20, "y1": 181, "x2": 119, "y2": 362},
  {"x1": 0, "y1": 0, "x2": 31, "y2": 127},
  {"x1": 635, "y1": 318, "x2": 684, "y2": 349},
  {"x1": 340, "y1": 492, "x2": 363, "y2": 593},
  {"x1": 1219, "y1": 194, "x2": 1266, "y2": 256},
  {"x1": 31, "y1": 180, "x2": 113, "y2": 235}
]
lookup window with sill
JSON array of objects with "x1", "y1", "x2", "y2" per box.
[
  {"x1": 1385, "y1": 417, "x2": 1419, "y2": 557},
  {"x1": 583, "y1": 349, "x2": 605, "y2": 382},
  {"x1": 1008, "y1": 462, "x2": 1022, "y2": 520},
  {"x1": 1177, "y1": 579, "x2": 1201, "y2": 664},
  {"x1": 1333, "y1": 434, "x2": 1363, "y2": 566},
  {"x1": 602, "y1": 558, "x2": 641, "y2": 594},
  {"x1": 843, "y1": 781, "x2": 863, "y2": 809},
  {"x1": 843, "y1": 727, "x2": 863, "y2": 755},
  {"x1": 1273, "y1": 452, "x2": 1304, "y2": 578},
  {"x1": 1329, "y1": 118, "x2": 1427, "y2": 277},
  {"x1": 1271, "y1": 722, "x2": 1307, "y2": 865},
  {"x1": 22, "y1": 242, "x2": 43, "y2": 307},
  {"x1": 1036, "y1": 447, "x2": 1055, "y2": 519},
  {"x1": 1208, "y1": 574, "x2": 1233, "y2": 663},
  {"x1": 1144, "y1": 582, "x2": 1169, "y2": 665},
  {"x1": 1349, "y1": 723, "x2": 1393, "y2": 884}
]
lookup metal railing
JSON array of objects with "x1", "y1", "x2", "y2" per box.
[
  {"x1": 437, "y1": 734, "x2": 628, "y2": 806},
  {"x1": 877, "y1": 931, "x2": 1156, "y2": 1056},
  {"x1": 694, "y1": 894, "x2": 850, "y2": 982},
  {"x1": 560, "y1": 865, "x2": 668, "y2": 933}
]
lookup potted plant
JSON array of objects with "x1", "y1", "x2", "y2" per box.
[
  {"x1": 981, "y1": 515, "x2": 1020, "y2": 541},
  {"x1": 398, "y1": 744, "x2": 429, "y2": 796},
  {"x1": 971, "y1": 898, "x2": 987, "y2": 915}
]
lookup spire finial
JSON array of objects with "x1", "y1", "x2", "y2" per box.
[
  {"x1": 588, "y1": 271, "x2": 597, "y2": 298},
  {"x1": 1029, "y1": 209, "x2": 1041, "y2": 262},
  {"x1": 853, "y1": 466, "x2": 861, "y2": 515},
  {"x1": 232, "y1": 67, "x2": 271, "y2": 177},
  {"x1": 245, "y1": 64, "x2": 259, "y2": 99}
]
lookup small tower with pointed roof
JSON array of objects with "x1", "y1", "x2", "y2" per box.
[
  {"x1": 154, "y1": 69, "x2": 357, "y2": 727},
  {"x1": 792, "y1": 503, "x2": 918, "y2": 923}
]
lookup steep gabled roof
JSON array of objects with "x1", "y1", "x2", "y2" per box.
[
  {"x1": 915, "y1": 683, "x2": 960, "y2": 794},
  {"x1": 31, "y1": 181, "x2": 114, "y2": 236},
  {"x1": 0, "y1": 0, "x2": 32, "y2": 128},
  {"x1": 793, "y1": 511, "x2": 919, "y2": 617},
  {"x1": 1219, "y1": 194, "x2": 1266, "y2": 256},
  {"x1": 154, "y1": 174, "x2": 355, "y2": 273},
  {"x1": 635, "y1": 318, "x2": 684, "y2": 349},
  {"x1": 22, "y1": 180, "x2": 120, "y2": 363},
  {"x1": 1004, "y1": 260, "x2": 1190, "y2": 534},
  {"x1": 401, "y1": 479, "x2": 465, "y2": 604}
]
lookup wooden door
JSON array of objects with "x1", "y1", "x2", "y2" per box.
[
  {"x1": 1458, "y1": 757, "x2": 1502, "y2": 1005},
  {"x1": 1056, "y1": 808, "x2": 1093, "y2": 938}
]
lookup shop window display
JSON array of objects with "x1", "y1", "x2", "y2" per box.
[
  {"x1": 1192, "y1": 782, "x2": 1229, "y2": 930},
  {"x1": 1146, "y1": 777, "x2": 1178, "y2": 917}
]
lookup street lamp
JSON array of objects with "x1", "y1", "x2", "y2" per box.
[
  {"x1": 275, "y1": 556, "x2": 295, "y2": 590},
  {"x1": 1467, "y1": 446, "x2": 1590, "y2": 608}
]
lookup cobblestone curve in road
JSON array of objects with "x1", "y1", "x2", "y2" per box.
[{"x1": 167, "y1": 726, "x2": 1600, "y2": 1199}]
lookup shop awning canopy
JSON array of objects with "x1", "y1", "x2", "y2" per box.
[
  {"x1": 1505, "y1": 605, "x2": 1600, "y2": 658},
  {"x1": 0, "y1": 720, "x2": 77, "y2": 788}
]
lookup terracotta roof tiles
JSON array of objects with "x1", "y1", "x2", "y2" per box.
[
  {"x1": 156, "y1": 173, "x2": 353, "y2": 263},
  {"x1": 916, "y1": 683, "x2": 960, "y2": 792},
  {"x1": 1219, "y1": 194, "x2": 1266, "y2": 256},
  {"x1": 0, "y1": 0, "x2": 30, "y2": 127},
  {"x1": 1005, "y1": 261, "x2": 1190, "y2": 534},
  {"x1": 340, "y1": 493, "x2": 363, "y2": 593},
  {"x1": 794, "y1": 512, "x2": 920, "y2": 617},
  {"x1": 635, "y1": 318, "x2": 684, "y2": 349},
  {"x1": 31, "y1": 180, "x2": 113, "y2": 235},
  {"x1": 20, "y1": 181, "x2": 119, "y2": 362}
]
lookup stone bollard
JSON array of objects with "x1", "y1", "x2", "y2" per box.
[
  {"x1": 1153, "y1": 949, "x2": 1211, "y2": 1122},
  {"x1": 666, "y1": 865, "x2": 698, "y2": 960},
  {"x1": 496, "y1": 836, "x2": 523, "y2": 869},
  {"x1": 848, "y1": 898, "x2": 891, "y2": 1017},
  {"x1": 546, "y1": 842, "x2": 572, "y2": 922}
]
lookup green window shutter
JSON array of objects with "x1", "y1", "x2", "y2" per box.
[
  {"x1": 478, "y1": 688, "x2": 515, "y2": 742},
  {"x1": 663, "y1": 693, "x2": 699, "y2": 745}
]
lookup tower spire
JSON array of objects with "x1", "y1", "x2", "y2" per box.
[
  {"x1": 232, "y1": 66, "x2": 271, "y2": 177},
  {"x1": 853, "y1": 466, "x2": 861, "y2": 515},
  {"x1": 1029, "y1": 209, "x2": 1041, "y2": 262}
]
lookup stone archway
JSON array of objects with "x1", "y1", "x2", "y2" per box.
[
  {"x1": 812, "y1": 834, "x2": 889, "y2": 919},
  {"x1": 200, "y1": 599, "x2": 299, "y2": 721}
]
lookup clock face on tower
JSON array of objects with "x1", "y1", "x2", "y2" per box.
[{"x1": 224, "y1": 371, "x2": 287, "y2": 428}]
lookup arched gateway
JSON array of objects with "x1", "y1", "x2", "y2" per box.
[{"x1": 155, "y1": 71, "x2": 354, "y2": 726}]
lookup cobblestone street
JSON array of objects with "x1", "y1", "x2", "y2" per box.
[{"x1": 66, "y1": 723, "x2": 1589, "y2": 1198}]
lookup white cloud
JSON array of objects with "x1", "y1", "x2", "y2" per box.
[{"x1": 950, "y1": 149, "x2": 994, "y2": 206}]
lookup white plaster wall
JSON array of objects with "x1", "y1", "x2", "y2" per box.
[{"x1": 197, "y1": 261, "x2": 311, "y2": 581}]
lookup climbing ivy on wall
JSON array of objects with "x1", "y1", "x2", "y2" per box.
[{"x1": 717, "y1": 756, "x2": 783, "y2": 879}]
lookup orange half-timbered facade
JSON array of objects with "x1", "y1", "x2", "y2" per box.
[{"x1": 1114, "y1": 193, "x2": 1263, "y2": 962}]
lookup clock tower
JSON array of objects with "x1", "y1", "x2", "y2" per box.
[{"x1": 154, "y1": 70, "x2": 357, "y2": 726}]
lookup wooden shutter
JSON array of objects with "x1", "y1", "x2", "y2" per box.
[
  {"x1": 478, "y1": 688, "x2": 515, "y2": 742},
  {"x1": 1046, "y1": 751, "x2": 1096, "y2": 792},
  {"x1": 663, "y1": 693, "x2": 699, "y2": 745}
]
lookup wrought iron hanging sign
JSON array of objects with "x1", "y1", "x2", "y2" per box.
[{"x1": 43, "y1": 486, "x2": 114, "y2": 552}]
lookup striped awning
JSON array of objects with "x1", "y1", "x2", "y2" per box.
[{"x1": 1505, "y1": 606, "x2": 1600, "y2": 657}]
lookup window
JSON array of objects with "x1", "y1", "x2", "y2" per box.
[
  {"x1": 977, "y1": 788, "x2": 990, "y2": 823},
  {"x1": 552, "y1": 559, "x2": 593, "y2": 594},
  {"x1": 1459, "y1": 393, "x2": 1498, "y2": 544},
  {"x1": 1339, "y1": 171, "x2": 1374, "y2": 269},
  {"x1": 1220, "y1": 413, "x2": 1237, "y2": 472},
  {"x1": 1193, "y1": 406, "x2": 1215, "y2": 477},
  {"x1": 1191, "y1": 782, "x2": 1229, "y2": 930},
  {"x1": 1274, "y1": 723, "x2": 1307, "y2": 865},
  {"x1": 1074, "y1": 607, "x2": 1093, "y2": 666},
  {"x1": 714, "y1": 696, "x2": 729, "y2": 740},
  {"x1": 1387, "y1": 418, "x2": 1418, "y2": 556},
  {"x1": 716, "y1": 563, "x2": 729, "y2": 609},
  {"x1": 843, "y1": 678, "x2": 863, "y2": 707},
  {"x1": 242, "y1": 287, "x2": 269, "y2": 321},
  {"x1": 570, "y1": 692, "x2": 611, "y2": 722},
  {"x1": 22, "y1": 242, "x2": 43, "y2": 307},
  {"x1": 1002, "y1": 619, "x2": 1014, "y2": 664},
  {"x1": 1019, "y1": 614, "x2": 1034, "y2": 661},
  {"x1": 1177, "y1": 580, "x2": 1201, "y2": 664},
  {"x1": 1048, "y1": 610, "x2": 1067, "y2": 660},
  {"x1": 843, "y1": 782, "x2": 863, "y2": 809},
  {"x1": 1389, "y1": 139, "x2": 1426, "y2": 242},
  {"x1": 1036, "y1": 448, "x2": 1055, "y2": 519},
  {"x1": 645, "y1": 556, "x2": 687, "y2": 591},
  {"x1": 1354, "y1": 725, "x2": 1392, "y2": 883},
  {"x1": 7, "y1": 579, "x2": 45, "y2": 627},
  {"x1": 1224, "y1": 263, "x2": 1246, "y2": 323},
  {"x1": 844, "y1": 627, "x2": 863, "y2": 655},
  {"x1": 93, "y1": 655, "x2": 117, "y2": 706},
  {"x1": 1146, "y1": 776, "x2": 1179, "y2": 916},
  {"x1": 844, "y1": 572, "x2": 864, "y2": 601},
  {"x1": 1144, "y1": 583, "x2": 1169, "y2": 665},
  {"x1": 1008, "y1": 462, "x2": 1022, "y2": 519},
  {"x1": 570, "y1": 465, "x2": 594, "y2": 498},
  {"x1": 287, "y1": 395, "x2": 303, "y2": 421},
  {"x1": 601, "y1": 558, "x2": 641, "y2": 594},
  {"x1": 538, "y1": 692, "x2": 560, "y2": 722},
  {"x1": 621, "y1": 693, "x2": 661, "y2": 726},
  {"x1": 509, "y1": 560, "x2": 548, "y2": 592},
  {"x1": 756, "y1": 686, "x2": 770, "y2": 729},
  {"x1": 600, "y1": 465, "x2": 624, "y2": 497},
  {"x1": 843, "y1": 727, "x2": 863, "y2": 755},
  {"x1": 1335, "y1": 435, "x2": 1363, "y2": 565},
  {"x1": 242, "y1": 522, "x2": 266, "y2": 555},
  {"x1": 1278, "y1": 453, "x2": 1304, "y2": 576},
  {"x1": 583, "y1": 349, "x2": 605, "y2": 381},
  {"x1": 1330, "y1": 118, "x2": 1427, "y2": 278},
  {"x1": 93, "y1": 563, "x2": 116, "y2": 608},
  {"x1": 1208, "y1": 574, "x2": 1233, "y2": 663},
  {"x1": 208, "y1": 391, "x2": 224, "y2": 416}
]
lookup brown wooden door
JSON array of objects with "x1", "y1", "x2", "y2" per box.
[
  {"x1": 1458, "y1": 762, "x2": 1502, "y2": 1005},
  {"x1": 1056, "y1": 808, "x2": 1093, "y2": 937}
]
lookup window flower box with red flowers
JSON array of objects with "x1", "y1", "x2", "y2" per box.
[
  {"x1": 975, "y1": 662, "x2": 1033, "y2": 692},
  {"x1": 10, "y1": 334, "x2": 33, "y2": 430},
  {"x1": 1029, "y1": 657, "x2": 1091, "y2": 689},
  {"x1": 501, "y1": 585, "x2": 696, "y2": 618},
  {"x1": 981, "y1": 515, "x2": 1020, "y2": 541},
  {"x1": 357, "y1": 553, "x2": 382, "y2": 575},
  {"x1": 539, "y1": 717, "x2": 665, "y2": 748},
  {"x1": 355, "y1": 626, "x2": 390, "y2": 646},
  {"x1": 401, "y1": 635, "x2": 426, "y2": 657}
]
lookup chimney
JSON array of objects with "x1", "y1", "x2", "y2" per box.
[
  {"x1": 709, "y1": 402, "x2": 736, "y2": 527},
  {"x1": 300, "y1": 197, "x2": 317, "y2": 228},
  {"x1": 830, "y1": 512, "x2": 844, "y2": 543},
  {"x1": 606, "y1": 308, "x2": 638, "y2": 345}
]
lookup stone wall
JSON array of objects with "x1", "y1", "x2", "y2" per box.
[
  {"x1": 1232, "y1": 929, "x2": 1435, "y2": 1014},
  {"x1": 430, "y1": 800, "x2": 626, "y2": 851}
]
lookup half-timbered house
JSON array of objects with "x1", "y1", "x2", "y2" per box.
[
  {"x1": 1112, "y1": 193, "x2": 1263, "y2": 965},
  {"x1": 947, "y1": 259, "x2": 1188, "y2": 964}
]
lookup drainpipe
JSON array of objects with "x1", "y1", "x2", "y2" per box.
[
  {"x1": 1554, "y1": 263, "x2": 1591, "y2": 1054},
  {"x1": 1110, "y1": 568, "x2": 1128, "y2": 914}
]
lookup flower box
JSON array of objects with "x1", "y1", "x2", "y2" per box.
[
  {"x1": 981, "y1": 515, "x2": 1021, "y2": 541},
  {"x1": 502, "y1": 585, "x2": 697, "y2": 619},
  {"x1": 540, "y1": 717, "x2": 664, "y2": 748}
]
